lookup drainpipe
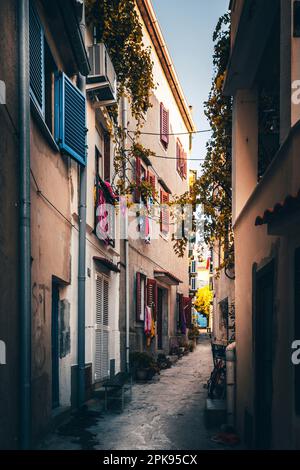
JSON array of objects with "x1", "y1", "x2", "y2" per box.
[
  {"x1": 226, "y1": 341, "x2": 236, "y2": 427},
  {"x1": 19, "y1": 0, "x2": 31, "y2": 449},
  {"x1": 77, "y1": 1, "x2": 87, "y2": 408},
  {"x1": 121, "y1": 96, "x2": 130, "y2": 372}
]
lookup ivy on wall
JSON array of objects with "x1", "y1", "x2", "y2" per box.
[{"x1": 86, "y1": 0, "x2": 155, "y2": 126}]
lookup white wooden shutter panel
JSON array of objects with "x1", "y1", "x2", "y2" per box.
[{"x1": 95, "y1": 274, "x2": 110, "y2": 381}]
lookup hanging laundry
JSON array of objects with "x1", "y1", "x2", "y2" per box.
[{"x1": 144, "y1": 305, "x2": 152, "y2": 336}]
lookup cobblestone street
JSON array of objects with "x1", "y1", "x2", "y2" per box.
[{"x1": 40, "y1": 334, "x2": 229, "y2": 451}]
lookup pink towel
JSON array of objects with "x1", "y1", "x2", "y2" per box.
[{"x1": 144, "y1": 306, "x2": 152, "y2": 335}]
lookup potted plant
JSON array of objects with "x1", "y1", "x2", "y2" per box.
[{"x1": 130, "y1": 352, "x2": 159, "y2": 381}]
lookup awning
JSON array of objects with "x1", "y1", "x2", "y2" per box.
[
  {"x1": 93, "y1": 257, "x2": 120, "y2": 273},
  {"x1": 255, "y1": 191, "x2": 300, "y2": 235},
  {"x1": 154, "y1": 270, "x2": 182, "y2": 286}
]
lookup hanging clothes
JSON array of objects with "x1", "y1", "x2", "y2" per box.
[
  {"x1": 144, "y1": 305, "x2": 152, "y2": 336},
  {"x1": 95, "y1": 186, "x2": 109, "y2": 245}
]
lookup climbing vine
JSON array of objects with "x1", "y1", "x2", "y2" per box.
[
  {"x1": 86, "y1": 0, "x2": 155, "y2": 126},
  {"x1": 199, "y1": 13, "x2": 233, "y2": 273}
]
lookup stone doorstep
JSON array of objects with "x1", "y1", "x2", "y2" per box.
[{"x1": 204, "y1": 398, "x2": 227, "y2": 429}]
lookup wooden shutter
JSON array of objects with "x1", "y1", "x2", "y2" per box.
[
  {"x1": 182, "y1": 151, "x2": 187, "y2": 178},
  {"x1": 176, "y1": 140, "x2": 181, "y2": 173},
  {"x1": 295, "y1": 248, "x2": 300, "y2": 415},
  {"x1": 136, "y1": 272, "x2": 142, "y2": 321},
  {"x1": 147, "y1": 279, "x2": 157, "y2": 321},
  {"x1": 29, "y1": 2, "x2": 45, "y2": 115},
  {"x1": 136, "y1": 273, "x2": 146, "y2": 322},
  {"x1": 147, "y1": 170, "x2": 156, "y2": 197},
  {"x1": 160, "y1": 190, "x2": 169, "y2": 233},
  {"x1": 55, "y1": 73, "x2": 87, "y2": 166},
  {"x1": 160, "y1": 103, "x2": 169, "y2": 148},
  {"x1": 134, "y1": 157, "x2": 142, "y2": 202},
  {"x1": 104, "y1": 133, "x2": 111, "y2": 181},
  {"x1": 95, "y1": 274, "x2": 110, "y2": 381}
]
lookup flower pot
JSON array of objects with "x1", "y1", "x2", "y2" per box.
[{"x1": 136, "y1": 368, "x2": 149, "y2": 381}]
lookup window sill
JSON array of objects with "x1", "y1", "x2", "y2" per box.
[{"x1": 30, "y1": 99, "x2": 60, "y2": 153}]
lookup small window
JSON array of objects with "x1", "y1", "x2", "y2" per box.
[
  {"x1": 191, "y1": 277, "x2": 196, "y2": 291},
  {"x1": 160, "y1": 189, "x2": 169, "y2": 234},
  {"x1": 176, "y1": 139, "x2": 187, "y2": 179},
  {"x1": 160, "y1": 103, "x2": 169, "y2": 149},
  {"x1": 29, "y1": 2, "x2": 57, "y2": 133},
  {"x1": 95, "y1": 146, "x2": 103, "y2": 180}
]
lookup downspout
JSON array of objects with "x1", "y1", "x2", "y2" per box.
[
  {"x1": 121, "y1": 96, "x2": 130, "y2": 372},
  {"x1": 19, "y1": 0, "x2": 31, "y2": 449},
  {"x1": 77, "y1": 1, "x2": 87, "y2": 408}
]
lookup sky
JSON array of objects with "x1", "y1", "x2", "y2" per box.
[{"x1": 151, "y1": 0, "x2": 229, "y2": 172}]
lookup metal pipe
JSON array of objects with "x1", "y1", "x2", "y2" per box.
[
  {"x1": 77, "y1": 1, "x2": 87, "y2": 408},
  {"x1": 226, "y1": 342, "x2": 236, "y2": 427},
  {"x1": 19, "y1": 0, "x2": 31, "y2": 449},
  {"x1": 121, "y1": 96, "x2": 130, "y2": 372}
]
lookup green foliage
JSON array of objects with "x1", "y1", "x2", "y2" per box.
[
  {"x1": 192, "y1": 13, "x2": 233, "y2": 272},
  {"x1": 86, "y1": 0, "x2": 155, "y2": 126}
]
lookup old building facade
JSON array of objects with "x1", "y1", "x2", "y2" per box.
[
  {"x1": 119, "y1": 0, "x2": 195, "y2": 369},
  {"x1": 225, "y1": 0, "x2": 300, "y2": 449}
]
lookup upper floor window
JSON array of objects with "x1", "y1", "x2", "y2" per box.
[
  {"x1": 29, "y1": 2, "x2": 56, "y2": 133},
  {"x1": 160, "y1": 189, "x2": 169, "y2": 234},
  {"x1": 176, "y1": 139, "x2": 187, "y2": 179},
  {"x1": 29, "y1": 1, "x2": 87, "y2": 166},
  {"x1": 160, "y1": 102, "x2": 169, "y2": 149}
]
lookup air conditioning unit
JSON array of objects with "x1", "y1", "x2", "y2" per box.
[{"x1": 87, "y1": 43, "x2": 117, "y2": 106}]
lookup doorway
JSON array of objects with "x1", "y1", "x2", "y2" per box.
[
  {"x1": 51, "y1": 281, "x2": 60, "y2": 409},
  {"x1": 254, "y1": 261, "x2": 274, "y2": 449}
]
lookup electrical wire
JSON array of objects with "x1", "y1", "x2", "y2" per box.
[
  {"x1": 30, "y1": 169, "x2": 117, "y2": 259},
  {"x1": 128, "y1": 129, "x2": 212, "y2": 136}
]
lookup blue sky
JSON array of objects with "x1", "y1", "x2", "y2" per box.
[{"x1": 151, "y1": 0, "x2": 229, "y2": 171}]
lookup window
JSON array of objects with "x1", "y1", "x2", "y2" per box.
[
  {"x1": 160, "y1": 102, "x2": 169, "y2": 148},
  {"x1": 54, "y1": 72, "x2": 87, "y2": 165},
  {"x1": 191, "y1": 260, "x2": 196, "y2": 273},
  {"x1": 147, "y1": 170, "x2": 156, "y2": 197},
  {"x1": 191, "y1": 277, "x2": 196, "y2": 291},
  {"x1": 176, "y1": 139, "x2": 187, "y2": 179},
  {"x1": 95, "y1": 273, "x2": 110, "y2": 381},
  {"x1": 134, "y1": 157, "x2": 142, "y2": 202},
  {"x1": 29, "y1": 2, "x2": 57, "y2": 133},
  {"x1": 136, "y1": 272, "x2": 146, "y2": 322},
  {"x1": 95, "y1": 177, "x2": 116, "y2": 247},
  {"x1": 160, "y1": 189, "x2": 169, "y2": 234},
  {"x1": 147, "y1": 278, "x2": 157, "y2": 320},
  {"x1": 95, "y1": 146, "x2": 103, "y2": 180},
  {"x1": 219, "y1": 298, "x2": 229, "y2": 340}
]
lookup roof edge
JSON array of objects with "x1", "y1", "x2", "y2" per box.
[{"x1": 136, "y1": 0, "x2": 196, "y2": 133}]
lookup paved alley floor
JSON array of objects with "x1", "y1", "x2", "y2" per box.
[{"x1": 40, "y1": 334, "x2": 229, "y2": 451}]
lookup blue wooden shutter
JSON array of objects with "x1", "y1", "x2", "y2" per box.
[
  {"x1": 29, "y1": 2, "x2": 45, "y2": 115},
  {"x1": 55, "y1": 73, "x2": 87, "y2": 166}
]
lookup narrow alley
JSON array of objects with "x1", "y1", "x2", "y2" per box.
[{"x1": 40, "y1": 335, "x2": 225, "y2": 451}]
